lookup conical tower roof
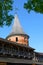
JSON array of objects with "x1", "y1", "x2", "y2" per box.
[
  {"x1": 10, "y1": 14, "x2": 25, "y2": 35},
  {"x1": 6, "y1": 14, "x2": 29, "y2": 39}
]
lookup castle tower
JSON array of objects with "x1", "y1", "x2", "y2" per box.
[{"x1": 6, "y1": 14, "x2": 29, "y2": 46}]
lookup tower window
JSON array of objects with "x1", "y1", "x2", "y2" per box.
[
  {"x1": 24, "y1": 36, "x2": 26, "y2": 39},
  {"x1": 16, "y1": 37, "x2": 18, "y2": 42}
]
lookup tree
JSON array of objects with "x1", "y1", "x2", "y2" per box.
[
  {"x1": 0, "y1": 0, "x2": 13, "y2": 27},
  {"x1": 24, "y1": 0, "x2": 43, "y2": 14}
]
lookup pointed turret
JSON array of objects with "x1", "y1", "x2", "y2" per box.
[
  {"x1": 6, "y1": 14, "x2": 29, "y2": 46},
  {"x1": 10, "y1": 14, "x2": 25, "y2": 35}
]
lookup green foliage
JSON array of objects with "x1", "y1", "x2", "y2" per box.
[
  {"x1": 24, "y1": 0, "x2": 43, "y2": 13},
  {"x1": 0, "y1": 0, "x2": 14, "y2": 27}
]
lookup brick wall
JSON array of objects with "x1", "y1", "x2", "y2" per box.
[{"x1": 7, "y1": 36, "x2": 28, "y2": 46}]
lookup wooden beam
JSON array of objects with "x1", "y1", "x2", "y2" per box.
[
  {"x1": 0, "y1": 62, "x2": 7, "y2": 65},
  {"x1": 32, "y1": 64, "x2": 36, "y2": 65},
  {"x1": 0, "y1": 57, "x2": 43, "y2": 64}
]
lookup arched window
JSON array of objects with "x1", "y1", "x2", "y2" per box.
[
  {"x1": 16, "y1": 37, "x2": 18, "y2": 42},
  {"x1": 24, "y1": 36, "x2": 27, "y2": 39}
]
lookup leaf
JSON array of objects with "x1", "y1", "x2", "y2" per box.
[
  {"x1": 0, "y1": 0, "x2": 14, "y2": 27},
  {"x1": 24, "y1": 0, "x2": 43, "y2": 14}
]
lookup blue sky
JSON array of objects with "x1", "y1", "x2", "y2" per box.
[{"x1": 0, "y1": 0, "x2": 43, "y2": 52}]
